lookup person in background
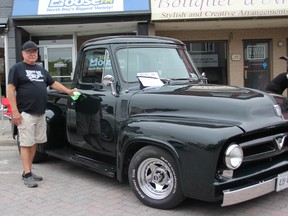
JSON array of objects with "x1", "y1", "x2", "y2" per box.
[
  {"x1": 7, "y1": 41, "x2": 76, "y2": 188},
  {"x1": 265, "y1": 56, "x2": 288, "y2": 95}
]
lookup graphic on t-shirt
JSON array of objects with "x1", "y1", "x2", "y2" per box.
[{"x1": 26, "y1": 70, "x2": 44, "y2": 82}]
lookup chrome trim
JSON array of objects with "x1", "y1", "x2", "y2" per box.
[
  {"x1": 222, "y1": 178, "x2": 276, "y2": 206},
  {"x1": 273, "y1": 104, "x2": 283, "y2": 118},
  {"x1": 224, "y1": 144, "x2": 243, "y2": 170},
  {"x1": 274, "y1": 135, "x2": 286, "y2": 150}
]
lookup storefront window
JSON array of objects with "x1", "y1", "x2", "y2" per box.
[
  {"x1": 185, "y1": 41, "x2": 227, "y2": 84},
  {"x1": 33, "y1": 37, "x2": 74, "y2": 87}
]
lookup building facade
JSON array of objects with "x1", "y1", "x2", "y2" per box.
[
  {"x1": 0, "y1": 0, "x2": 13, "y2": 97},
  {"x1": 0, "y1": 0, "x2": 288, "y2": 96},
  {"x1": 151, "y1": 0, "x2": 288, "y2": 90}
]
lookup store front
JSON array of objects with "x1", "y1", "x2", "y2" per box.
[
  {"x1": 11, "y1": 0, "x2": 151, "y2": 83},
  {"x1": 4, "y1": 0, "x2": 288, "y2": 93},
  {"x1": 185, "y1": 41, "x2": 228, "y2": 84},
  {"x1": 37, "y1": 39, "x2": 73, "y2": 86},
  {"x1": 150, "y1": 0, "x2": 288, "y2": 91}
]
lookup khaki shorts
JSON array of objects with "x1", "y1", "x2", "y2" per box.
[{"x1": 18, "y1": 112, "x2": 47, "y2": 147}]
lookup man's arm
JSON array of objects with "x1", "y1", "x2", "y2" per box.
[
  {"x1": 7, "y1": 84, "x2": 21, "y2": 126},
  {"x1": 50, "y1": 81, "x2": 75, "y2": 96}
]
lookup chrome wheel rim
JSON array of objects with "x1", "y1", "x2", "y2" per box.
[{"x1": 137, "y1": 158, "x2": 174, "y2": 200}]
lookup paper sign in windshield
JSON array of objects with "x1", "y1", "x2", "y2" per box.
[{"x1": 137, "y1": 72, "x2": 164, "y2": 87}]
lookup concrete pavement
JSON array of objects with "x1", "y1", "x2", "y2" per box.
[
  {"x1": 1, "y1": 145, "x2": 288, "y2": 216},
  {"x1": 0, "y1": 118, "x2": 16, "y2": 146},
  {"x1": 1, "y1": 118, "x2": 288, "y2": 215}
]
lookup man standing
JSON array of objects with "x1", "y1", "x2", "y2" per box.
[
  {"x1": 7, "y1": 41, "x2": 75, "y2": 188},
  {"x1": 265, "y1": 72, "x2": 288, "y2": 95},
  {"x1": 265, "y1": 56, "x2": 288, "y2": 95}
]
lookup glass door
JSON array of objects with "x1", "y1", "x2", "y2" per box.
[
  {"x1": 244, "y1": 40, "x2": 270, "y2": 90},
  {"x1": 38, "y1": 45, "x2": 73, "y2": 87}
]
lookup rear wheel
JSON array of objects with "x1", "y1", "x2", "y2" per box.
[{"x1": 128, "y1": 146, "x2": 185, "y2": 209}]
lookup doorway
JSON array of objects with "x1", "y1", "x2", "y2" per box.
[
  {"x1": 38, "y1": 45, "x2": 73, "y2": 87},
  {"x1": 243, "y1": 40, "x2": 271, "y2": 90}
]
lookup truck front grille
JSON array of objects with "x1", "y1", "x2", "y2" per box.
[
  {"x1": 241, "y1": 133, "x2": 288, "y2": 162},
  {"x1": 230, "y1": 130, "x2": 288, "y2": 178},
  {"x1": 240, "y1": 133, "x2": 288, "y2": 163}
]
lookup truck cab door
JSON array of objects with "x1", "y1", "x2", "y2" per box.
[{"x1": 67, "y1": 47, "x2": 117, "y2": 156}]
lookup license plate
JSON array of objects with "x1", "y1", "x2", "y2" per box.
[{"x1": 276, "y1": 171, "x2": 288, "y2": 192}]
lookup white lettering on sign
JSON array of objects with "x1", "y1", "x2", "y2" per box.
[
  {"x1": 38, "y1": 0, "x2": 123, "y2": 15},
  {"x1": 49, "y1": 0, "x2": 114, "y2": 7},
  {"x1": 151, "y1": 0, "x2": 288, "y2": 20},
  {"x1": 191, "y1": 54, "x2": 218, "y2": 67}
]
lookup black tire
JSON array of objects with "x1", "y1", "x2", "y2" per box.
[
  {"x1": 16, "y1": 133, "x2": 48, "y2": 163},
  {"x1": 128, "y1": 145, "x2": 185, "y2": 209},
  {"x1": 33, "y1": 144, "x2": 48, "y2": 163}
]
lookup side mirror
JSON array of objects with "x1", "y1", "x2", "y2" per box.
[
  {"x1": 102, "y1": 75, "x2": 114, "y2": 85},
  {"x1": 102, "y1": 75, "x2": 117, "y2": 96},
  {"x1": 201, "y1": 72, "x2": 208, "y2": 84}
]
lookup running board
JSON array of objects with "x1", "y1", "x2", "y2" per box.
[{"x1": 46, "y1": 147, "x2": 116, "y2": 178}]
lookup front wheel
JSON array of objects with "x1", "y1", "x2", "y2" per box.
[{"x1": 128, "y1": 146, "x2": 185, "y2": 209}]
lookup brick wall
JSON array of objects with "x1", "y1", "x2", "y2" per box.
[{"x1": 156, "y1": 28, "x2": 288, "y2": 89}]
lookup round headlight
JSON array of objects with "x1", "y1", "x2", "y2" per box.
[{"x1": 224, "y1": 144, "x2": 243, "y2": 170}]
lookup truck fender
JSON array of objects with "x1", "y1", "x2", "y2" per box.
[{"x1": 116, "y1": 120, "x2": 183, "y2": 183}]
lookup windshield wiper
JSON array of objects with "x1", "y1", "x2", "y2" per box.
[
  {"x1": 168, "y1": 77, "x2": 200, "y2": 83},
  {"x1": 170, "y1": 77, "x2": 190, "y2": 80},
  {"x1": 160, "y1": 78, "x2": 171, "y2": 84}
]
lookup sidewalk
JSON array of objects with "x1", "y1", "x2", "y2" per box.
[{"x1": 0, "y1": 119, "x2": 16, "y2": 146}]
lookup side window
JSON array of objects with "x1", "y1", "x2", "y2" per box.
[{"x1": 81, "y1": 48, "x2": 111, "y2": 83}]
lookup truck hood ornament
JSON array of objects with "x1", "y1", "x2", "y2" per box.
[{"x1": 274, "y1": 135, "x2": 286, "y2": 150}]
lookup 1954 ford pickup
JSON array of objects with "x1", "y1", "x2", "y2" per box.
[{"x1": 24, "y1": 36, "x2": 288, "y2": 209}]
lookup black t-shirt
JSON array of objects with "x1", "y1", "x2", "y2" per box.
[
  {"x1": 8, "y1": 62, "x2": 55, "y2": 114},
  {"x1": 265, "y1": 72, "x2": 288, "y2": 94}
]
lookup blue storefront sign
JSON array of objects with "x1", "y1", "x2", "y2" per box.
[{"x1": 12, "y1": 0, "x2": 150, "y2": 17}]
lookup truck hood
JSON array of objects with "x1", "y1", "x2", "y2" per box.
[{"x1": 129, "y1": 83, "x2": 285, "y2": 132}]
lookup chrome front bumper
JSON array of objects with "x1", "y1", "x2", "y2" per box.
[{"x1": 222, "y1": 178, "x2": 276, "y2": 206}]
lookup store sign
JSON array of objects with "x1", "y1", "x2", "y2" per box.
[
  {"x1": 151, "y1": 0, "x2": 288, "y2": 20},
  {"x1": 12, "y1": 0, "x2": 150, "y2": 16},
  {"x1": 191, "y1": 54, "x2": 218, "y2": 67},
  {"x1": 38, "y1": 0, "x2": 123, "y2": 14},
  {"x1": 247, "y1": 45, "x2": 266, "y2": 60},
  {"x1": 54, "y1": 61, "x2": 67, "y2": 68}
]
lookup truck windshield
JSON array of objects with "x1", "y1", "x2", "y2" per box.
[{"x1": 116, "y1": 47, "x2": 199, "y2": 83}]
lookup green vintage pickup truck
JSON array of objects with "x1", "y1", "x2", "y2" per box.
[{"x1": 20, "y1": 36, "x2": 288, "y2": 209}]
